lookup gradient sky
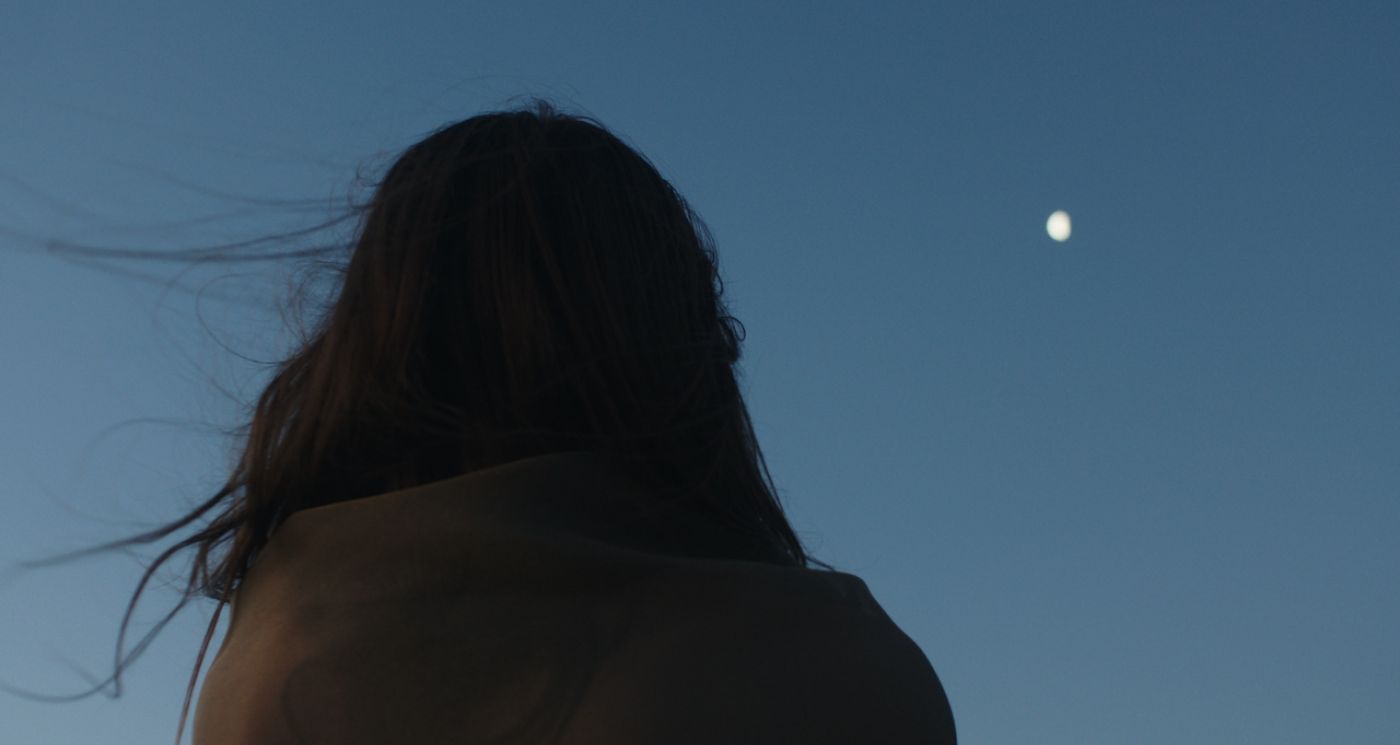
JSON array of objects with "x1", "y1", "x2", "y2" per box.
[{"x1": 1, "y1": 1, "x2": 1396, "y2": 743}]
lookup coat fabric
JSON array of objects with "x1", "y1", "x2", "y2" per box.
[{"x1": 193, "y1": 452, "x2": 956, "y2": 744}]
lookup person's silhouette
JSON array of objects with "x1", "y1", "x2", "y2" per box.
[{"x1": 119, "y1": 103, "x2": 954, "y2": 744}]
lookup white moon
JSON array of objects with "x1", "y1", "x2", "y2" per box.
[{"x1": 1046, "y1": 210, "x2": 1071, "y2": 241}]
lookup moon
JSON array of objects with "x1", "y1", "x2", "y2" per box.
[{"x1": 1046, "y1": 211, "x2": 1071, "y2": 242}]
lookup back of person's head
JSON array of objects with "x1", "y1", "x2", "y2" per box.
[
  {"x1": 185, "y1": 103, "x2": 806, "y2": 598},
  {"x1": 49, "y1": 102, "x2": 809, "y2": 743}
]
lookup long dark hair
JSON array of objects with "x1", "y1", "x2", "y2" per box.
[{"x1": 91, "y1": 102, "x2": 807, "y2": 737}]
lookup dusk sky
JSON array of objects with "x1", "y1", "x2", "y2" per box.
[{"x1": 1, "y1": 2, "x2": 1396, "y2": 743}]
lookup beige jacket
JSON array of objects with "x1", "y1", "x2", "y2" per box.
[{"x1": 194, "y1": 453, "x2": 955, "y2": 744}]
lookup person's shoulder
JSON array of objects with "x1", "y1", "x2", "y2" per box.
[{"x1": 566, "y1": 563, "x2": 957, "y2": 745}]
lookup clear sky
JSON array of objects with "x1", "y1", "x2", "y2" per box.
[{"x1": 1, "y1": 1, "x2": 1396, "y2": 743}]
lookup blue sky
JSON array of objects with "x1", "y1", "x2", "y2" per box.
[{"x1": 1, "y1": 1, "x2": 1396, "y2": 743}]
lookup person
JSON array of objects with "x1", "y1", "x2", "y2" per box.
[{"x1": 138, "y1": 103, "x2": 954, "y2": 743}]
